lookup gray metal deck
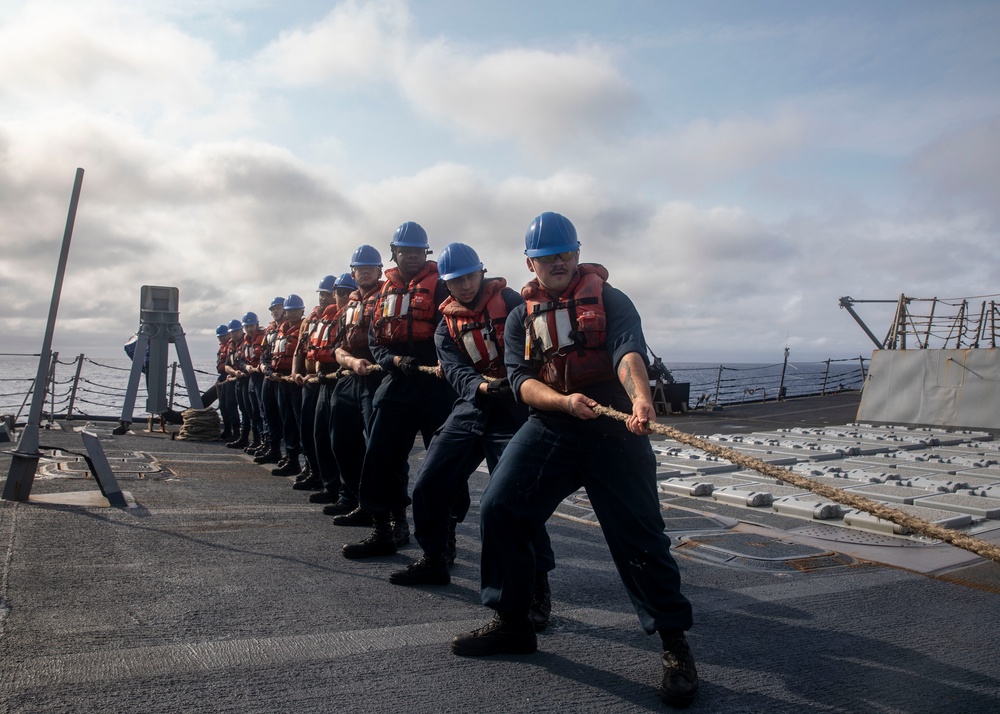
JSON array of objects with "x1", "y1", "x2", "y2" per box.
[{"x1": 2, "y1": 392, "x2": 999, "y2": 713}]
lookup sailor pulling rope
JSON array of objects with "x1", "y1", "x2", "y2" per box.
[{"x1": 283, "y1": 357, "x2": 1000, "y2": 563}]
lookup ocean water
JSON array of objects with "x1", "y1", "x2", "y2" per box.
[
  {"x1": 0, "y1": 352, "x2": 868, "y2": 421},
  {"x1": 0, "y1": 353, "x2": 219, "y2": 422}
]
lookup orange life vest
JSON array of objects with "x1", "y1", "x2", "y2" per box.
[
  {"x1": 241, "y1": 327, "x2": 265, "y2": 369},
  {"x1": 373, "y1": 262, "x2": 439, "y2": 346},
  {"x1": 441, "y1": 278, "x2": 510, "y2": 378},
  {"x1": 340, "y1": 280, "x2": 385, "y2": 354},
  {"x1": 226, "y1": 333, "x2": 246, "y2": 370},
  {"x1": 521, "y1": 263, "x2": 612, "y2": 394},
  {"x1": 308, "y1": 304, "x2": 343, "y2": 364},
  {"x1": 298, "y1": 306, "x2": 324, "y2": 357},
  {"x1": 216, "y1": 341, "x2": 230, "y2": 375},
  {"x1": 271, "y1": 320, "x2": 300, "y2": 374},
  {"x1": 260, "y1": 321, "x2": 280, "y2": 364}
]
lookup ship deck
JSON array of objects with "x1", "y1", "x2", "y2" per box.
[{"x1": 2, "y1": 392, "x2": 999, "y2": 713}]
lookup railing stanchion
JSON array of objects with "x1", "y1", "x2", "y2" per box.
[{"x1": 66, "y1": 353, "x2": 85, "y2": 420}]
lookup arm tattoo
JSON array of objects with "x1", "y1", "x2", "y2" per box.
[{"x1": 620, "y1": 360, "x2": 638, "y2": 400}]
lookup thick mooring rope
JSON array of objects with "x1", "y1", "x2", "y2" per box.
[
  {"x1": 593, "y1": 405, "x2": 1000, "y2": 565},
  {"x1": 176, "y1": 407, "x2": 223, "y2": 442},
  {"x1": 295, "y1": 360, "x2": 1000, "y2": 562}
]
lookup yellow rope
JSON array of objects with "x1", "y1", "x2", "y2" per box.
[{"x1": 593, "y1": 405, "x2": 1000, "y2": 564}]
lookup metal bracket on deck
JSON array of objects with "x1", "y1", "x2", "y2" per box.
[{"x1": 80, "y1": 431, "x2": 128, "y2": 508}]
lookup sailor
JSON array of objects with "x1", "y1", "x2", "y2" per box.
[
  {"x1": 215, "y1": 323, "x2": 239, "y2": 442},
  {"x1": 269, "y1": 294, "x2": 305, "y2": 476},
  {"x1": 327, "y1": 245, "x2": 386, "y2": 521},
  {"x1": 239, "y1": 311, "x2": 266, "y2": 455},
  {"x1": 341, "y1": 222, "x2": 457, "y2": 559},
  {"x1": 224, "y1": 318, "x2": 252, "y2": 449},
  {"x1": 303, "y1": 272, "x2": 356, "y2": 500},
  {"x1": 388, "y1": 242, "x2": 556, "y2": 629},
  {"x1": 450, "y1": 212, "x2": 698, "y2": 709},
  {"x1": 253, "y1": 297, "x2": 287, "y2": 465},
  {"x1": 288, "y1": 277, "x2": 336, "y2": 486}
]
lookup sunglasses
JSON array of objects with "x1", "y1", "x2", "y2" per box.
[{"x1": 534, "y1": 251, "x2": 578, "y2": 264}]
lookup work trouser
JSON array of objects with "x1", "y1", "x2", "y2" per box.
[
  {"x1": 358, "y1": 371, "x2": 456, "y2": 516},
  {"x1": 330, "y1": 372, "x2": 382, "y2": 506},
  {"x1": 276, "y1": 378, "x2": 302, "y2": 454},
  {"x1": 312, "y1": 379, "x2": 342, "y2": 495},
  {"x1": 235, "y1": 377, "x2": 253, "y2": 437},
  {"x1": 261, "y1": 376, "x2": 282, "y2": 449},
  {"x1": 479, "y1": 415, "x2": 693, "y2": 635},
  {"x1": 299, "y1": 379, "x2": 320, "y2": 472},
  {"x1": 248, "y1": 372, "x2": 265, "y2": 441},
  {"x1": 412, "y1": 411, "x2": 554, "y2": 568},
  {"x1": 218, "y1": 379, "x2": 239, "y2": 434}
]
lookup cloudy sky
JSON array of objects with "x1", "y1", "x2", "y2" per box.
[{"x1": 2, "y1": 0, "x2": 998, "y2": 368}]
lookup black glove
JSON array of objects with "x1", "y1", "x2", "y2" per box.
[
  {"x1": 397, "y1": 356, "x2": 422, "y2": 376},
  {"x1": 486, "y1": 377, "x2": 514, "y2": 399}
]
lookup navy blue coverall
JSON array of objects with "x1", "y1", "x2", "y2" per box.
[
  {"x1": 358, "y1": 279, "x2": 457, "y2": 516},
  {"x1": 479, "y1": 285, "x2": 693, "y2": 635},
  {"x1": 410, "y1": 287, "x2": 554, "y2": 569}
]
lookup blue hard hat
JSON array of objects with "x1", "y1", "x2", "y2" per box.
[
  {"x1": 317, "y1": 274, "x2": 336, "y2": 292},
  {"x1": 390, "y1": 221, "x2": 430, "y2": 251},
  {"x1": 524, "y1": 212, "x2": 580, "y2": 258},
  {"x1": 283, "y1": 294, "x2": 305, "y2": 310},
  {"x1": 438, "y1": 242, "x2": 484, "y2": 281},
  {"x1": 228, "y1": 318, "x2": 244, "y2": 333},
  {"x1": 350, "y1": 244, "x2": 383, "y2": 267},
  {"x1": 216, "y1": 324, "x2": 230, "y2": 337},
  {"x1": 334, "y1": 272, "x2": 358, "y2": 291},
  {"x1": 269, "y1": 296, "x2": 285, "y2": 310},
  {"x1": 242, "y1": 311, "x2": 259, "y2": 326}
]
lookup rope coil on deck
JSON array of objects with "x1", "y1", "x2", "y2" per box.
[
  {"x1": 592, "y1": 404, "x2": 1000, "y2": 565},
  {"x1": 176, "y1": 407, "x2": 222, "y2": 441}
]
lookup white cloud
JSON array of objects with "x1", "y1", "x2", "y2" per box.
[
  {"x1": 909, "y1": 116, "x2": 1000, "y2": 221},
  {"x1": 399, "y1": 42, "x2": 636, "y2": 147},
  {"x1": 625, "y1": 112, "x2": 810, "y2": 191},
  {"x1": 0, "y1": 0, "x2": 215, "y2": 110},
  {"x1": 252, "y1": 0, "x2": 410, "y2": 86}
]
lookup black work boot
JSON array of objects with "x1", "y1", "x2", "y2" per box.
[
  {"x1": 244, "y1": 435, "x2": 261, "y2": 454},
  {"x1": 294, "y1": 474, "x2": 324, "y2": 491},
  {"x1": 271, "y1": 452, "x2": 301, "y2": 477},
  {"x1": 528, "y1": 570, "x2": 552, "y2": 632},
  {"x1": 342, "y1": 514, "x2": 396, "y2": 559},
  {"x1": 388, "y1": 554, "x2": 451, "y2": 586},
  {"x1": 331, "y1": 506, "x2": 374, "y2": 526},
  {"x1": 322, "y1": 498, "x2": 358, "y2": 516},
  {"x1": 219, "y1": 428, "x2": 234, "y2": 442},
  {"x1": 226, "y1": 430, "x2": 250, "y2": 448},
  {"x1": 451, "y1": 614, "x2": 537, "y2": 657},
  {"x1": 659, "y1": 631, "x2": 699, "y2": 708},
  {"x1": 307, "y1": 488, "x2": 337, "y2": 502},
  {"x1": 390, "y1": 510, "x2": 410, "y2": 547},
  {"x1": 253, "y1": 444, "x2": 282, "y2": 464}
]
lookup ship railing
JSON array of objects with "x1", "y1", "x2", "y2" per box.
[
  {"x1": 669, "y1": 355, "x2": 869, "y2": 410},
  {"x1": 0, "y1": 352, "x2": 216, "y2": 427},
  {"x1": 1, "y1": 351, "x2": 869, "y2": 426}
]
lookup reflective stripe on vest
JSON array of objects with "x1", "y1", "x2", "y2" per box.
[
  {"x1": 521, "y1": 264, "x2": 612, "y2": 393},
  {"x1": 374, "y1": 262, "x2": 439, "y2": 346},
  {"x1": 308, "y1": 305, "x2": 342, "y2": 364},
  {"x1": 442, "y1": 278, "x2": 509, "y2": 378},
  {"x1": 340, "y1": 281, "x2": 384, "y2": 353}
]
